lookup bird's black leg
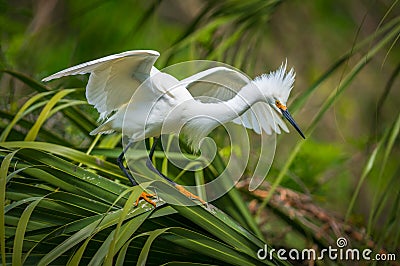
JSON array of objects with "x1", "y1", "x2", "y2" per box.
[
  {"x1": 117, "y1": 141, "x2": 157, "y2": 207},
  {"x1": 146, "y1": 137, "x2": 175, "y2": 184},
  {"x1": 117, "y1": 141, "x2": 138, "y2": 186},
  {"x1": 117, "y1": 138, "x2": 172, "y2": 185}
]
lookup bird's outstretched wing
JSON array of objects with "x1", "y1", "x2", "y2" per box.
[
  {"x1": 42, "y1": 50, "x2": 160, "y2": 120},
  {"x1": 182, "y1": 67, "x2": 289, "y2": 135}
]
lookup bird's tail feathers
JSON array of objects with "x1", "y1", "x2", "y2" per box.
[{"x1": 90, "y1": 121, "x2": 115, "y2": 135}]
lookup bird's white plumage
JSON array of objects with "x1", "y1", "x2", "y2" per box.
[
  {"x1": 253, "y1": 61, "x2": 295, "y2": 107},
  {"x1": 42, "y1": 50, "x2": 298, "y2": 149},
  {"x1": 43, "y1": 50, "x2": 160, "y2": 120}
]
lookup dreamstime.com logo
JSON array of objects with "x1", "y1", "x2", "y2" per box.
[
  {"x1": 122, "y1": 60, "x2": 278, "y2": 206},
  {"x1": 257, "y1": 237, "x2": 397, "y2": 262}
]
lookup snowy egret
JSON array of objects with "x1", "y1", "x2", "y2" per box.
[{"x1": 42, "y1": 50, "x2": 305, "y2": 207}]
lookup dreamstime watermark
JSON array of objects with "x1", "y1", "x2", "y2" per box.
[
  {"x1": 122, "y1": 60, "x2": 278, "y2": 206},
  {"x1": 257, "y1": 237, "x2": 397, "y2": 262}
]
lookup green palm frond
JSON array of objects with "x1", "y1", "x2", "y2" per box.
[{"x1": 0, "y1": 142, "x2": 285, "y2": 265}]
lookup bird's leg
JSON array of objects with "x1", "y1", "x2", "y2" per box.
[
  {"x1": 117, "y1": 141, "x2": 156, "y2": 207},
  {"x1": 174, "y1": 184, "x2": 206, "y2": 205},
  {"x1": 146, "y1": 137, "x2": 174, "y2": 183},
  {"x1": 146, "y1": 137, "x2": 206, "y2": 205},
  {"x1": 117, "y1": 142, "x2": 137, "y2": 186}
]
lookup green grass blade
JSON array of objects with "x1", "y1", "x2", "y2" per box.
[
  {"x1": 114, "y1": 237, "x2": 133, "y2": 266},
  {"x1": 368, "y1": 112, "x2": 400, "y2": 233},
  {"x1": 0, "y1": 142, "x2": 123, "y2": 180},
  {"x1": 12, "y1": 197, "x2": 43, "y2": 266},
  {"x1": 62, "y1": 107, "x2": 98, "y2": 136},
  {"x1": 194, "y1": 170, "x2": 207, "y2": 202},
  {"x1": 0, "y1": 150, "x2": 20, "y2": 265},
  {"x1": 0, "y1": 91, "x2": 55, "y2": 141},
  {"x1": 346, "y1": 112, "x2": 400, "y2": 224},
  {"x1": 37, "y1": 215, "x2": 103, "y2": 265},
  {"x1": 136, "y1": 228, "x2": 170, "y2": 266},
  {"x1": 102, "y1": 186, "x2": 149, "y2": 266},
  {"x1": 106, "y1": 212, "x2": 153, "y2": 264},
  {"x1": 47, "y1": 100, "x2": 88, "y2": 117},
  {"x1": 345, "y1": 145, "x2": 380, "y2": 221},
  {"x1": 1, "y1": 70, "x2": 49, "y2": 93},
  {"x1": 0, "y1": 147, "x2": 127, "y2": 206},
  {"x1": 166, "y1": 228, "x2": 263, "y2": 266},
  {"x1": 66, "y1": 234, "x2": 93, "y2": 266},
  {"x1": 210, "y1": 151, "x2": 264, "y2": 239},
  {"x1": 25, "y1": 89, "x2": 77, "y2": 141},
  {"x1": 0, "y1": 110, "x2": 73, "y2": 145}
]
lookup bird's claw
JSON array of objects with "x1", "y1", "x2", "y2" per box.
[{"x1": 135, "y1": 191, "x2": 157, "y2": 208}]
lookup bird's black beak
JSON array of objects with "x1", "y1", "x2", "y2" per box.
[{"x1": 281, "y1": 109, "x2": 306, "y2": 139}]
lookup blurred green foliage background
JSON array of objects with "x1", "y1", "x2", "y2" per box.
[{"x1": 1, "y1": 0, "x2": 399, "y2": 264}]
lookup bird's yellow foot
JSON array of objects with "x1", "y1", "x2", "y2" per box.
[
  {"x1": 175, "y1": 184, "x2": 206, "y2": 205},
  {"x1": 135, "y1": 191, "x2": 157, "y2": 208}
]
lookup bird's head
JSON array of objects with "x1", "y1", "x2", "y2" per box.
[{"x1": 253, "y1": 62, "x2": 305, "y2": 139}]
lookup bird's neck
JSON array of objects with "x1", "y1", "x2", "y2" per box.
[
  {"x1": 225, "y1": 81, "x2": 264, "y2": 116},
  {"x1": 192, "y1": 82, "x2": 265, "y2": 124},
  {"x1": 182, "y1": 82, "x2": 265, "y2": 150}
]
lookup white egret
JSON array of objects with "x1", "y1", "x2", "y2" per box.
[{"x1": 42, "y1": 50, "x2": 305, "y2": 207}]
